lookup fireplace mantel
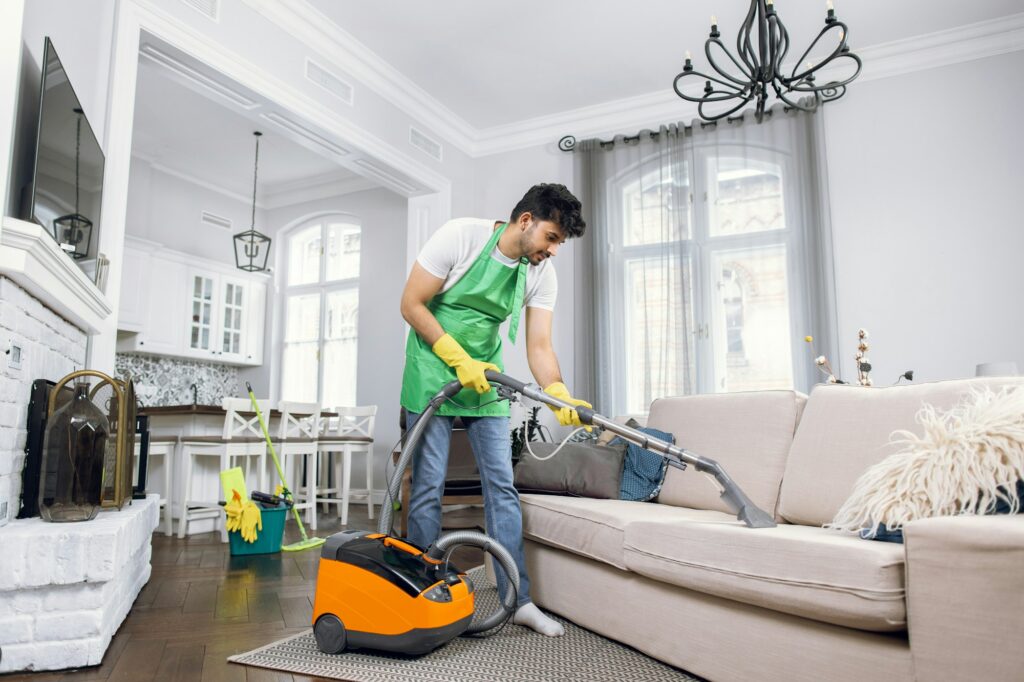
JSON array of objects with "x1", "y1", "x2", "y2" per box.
[{"x1": 0, "y1": 216, "x2": 112, "y2": 334}]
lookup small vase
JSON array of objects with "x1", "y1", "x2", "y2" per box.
[{"x1": 39, "y1": 380, "x2": 109, "y2": 522}]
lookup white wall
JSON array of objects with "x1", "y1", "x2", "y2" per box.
[
  {"x1": 251, "y1": 187, "x2": 407, "y2": 490},
  {"x1": 8, "y1": 0, "x2": 115, "y2": 218},
  {"x1": 823, "y1": 49, "x2": 1024, "y2": 384},
  {"x1": 124, "y1": 158, "x2": 268, "y2": 265}
]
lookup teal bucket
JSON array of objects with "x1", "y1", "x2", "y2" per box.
[{"x1": 228, "y1": 503, "x2": 288, "y2": 556}]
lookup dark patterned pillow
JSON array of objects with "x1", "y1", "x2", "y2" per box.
[{"x1": 514, "y1": 441, "x2": 627, "y2": 499}]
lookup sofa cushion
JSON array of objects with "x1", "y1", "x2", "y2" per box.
[
  {"x1": 623, "y1": 519, "x2": 906, "y2": 631},
  {"x1": 520, "y1": 494, "x2": 734, "y2": 570},
  {"x1": 777, "y1": 377, "x2": 1024, "y2": 528},
  {"x1": 514, "y1": 441, "x2": 627, "y2": 499},
  {"x1": 649, "y1": 390, "x2": 806, "y2": 517}
]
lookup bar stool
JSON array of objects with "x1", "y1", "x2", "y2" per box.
[
  {"x1": 272, "y1": 401, "x2": 321, "y2": 531},
  {"x1": 138, "y1": 435, "x2": 177, "y2": 536},
  {"x1": 317, "y1": 405, "x2": 377, "y2": 526},
  {"x1": 177, "y1": 397, "x2": 270, "y2": 541}
]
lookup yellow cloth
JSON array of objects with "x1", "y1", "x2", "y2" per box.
[
  {"x1": 431, "y1": 333, "x2": 500, "y2": 394},
  {"x1": 543, "y1": 381, "x2": 593, "y2": 431}
]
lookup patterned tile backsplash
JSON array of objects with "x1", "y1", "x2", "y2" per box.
[{"x1": 115, "y1": 353, "x2": 243, "y2": 407}]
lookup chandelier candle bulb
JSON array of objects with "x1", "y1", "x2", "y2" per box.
[{"x1": 672, "y1": 0, "x2": 862, "y2": 122}]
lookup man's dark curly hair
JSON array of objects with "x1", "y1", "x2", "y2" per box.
[{"x1": 510, "y1": 183, "x2": 586, "y2": 239}]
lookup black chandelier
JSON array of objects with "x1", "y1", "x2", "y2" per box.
[
  {"x1": 673, "y1": 0, "x2": 862, "y2": 122},
  {"x1": 233, "y1": 131, "x2": 272, "y2": 272}
]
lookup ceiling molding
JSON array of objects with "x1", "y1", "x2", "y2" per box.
[
  {"x1": 133, "y1": 153, "x2": 378, "y2": 211},
  {"x1": 261, "y1": 172, "x2": 379, "y2": 210},
  {"x1": 132, "y1": 152, "x2": 263, "y2": 208},
  {"x1": 253, "y1": 3, "x2": 1024, "y2": 158},
  {"x1": 139, "y1": 42, "x2": 260, "y2": 109},
  {"x1": 241, "y1": 0, "x2": 477, "y2": 156}
]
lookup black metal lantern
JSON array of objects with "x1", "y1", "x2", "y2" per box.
[
  {"x1": 233, "y1": 131, "x2": 272, "y2": 272},
  {"x1": 52, "y1": 108, "x2": 93, "y2": 260}
]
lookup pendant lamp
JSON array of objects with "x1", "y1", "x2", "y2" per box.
[{"x1": 233, "y1": 131, "x2": 271, "y2": 272}]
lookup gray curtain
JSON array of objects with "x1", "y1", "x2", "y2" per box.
[{"x1": 573, "y1": 106, "x2": 837, "y2": 417}]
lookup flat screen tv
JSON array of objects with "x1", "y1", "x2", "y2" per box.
[{"x1": 29, "y1": 37, "x2": 105, "y2": 282}]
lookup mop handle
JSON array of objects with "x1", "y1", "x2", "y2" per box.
[{"x1": 245, "y1": 383, "x2": 307, "y2": 530}]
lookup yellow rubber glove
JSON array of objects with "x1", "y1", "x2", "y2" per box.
[
  {"x1": 543, "y1": 381, "x2": 593, "y2": 431},
  {"x1": 240, "y1": 501, "x2": 262, "y2": 544},
  {"x1": 432, "y1": 333, "x2": 500, "y2": 394},
  {"x1": 224, "y1": 490, "x2": 243, "y2": 534}
]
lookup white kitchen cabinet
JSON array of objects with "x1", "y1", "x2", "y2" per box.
[
  {"x1": 117, "y1": 239, "x2": 187, "y2": 356},
  {"x1": 185, "y1": 269, "x2": 266, "y2": 365},
  {"x1": 116, "y1": 242, "x2": 148, "y2": 332},
  {"x1": 117, "y1": 237, "x2": 266, "y2": 366}
]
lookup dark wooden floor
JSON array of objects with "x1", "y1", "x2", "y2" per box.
[{"x1": 1, "y1": 506, "x2": 486, "y2": 681}]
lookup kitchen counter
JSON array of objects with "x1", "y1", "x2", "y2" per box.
[{"x1": 141, "y1": 404, "x2": 337, "y2": 417}]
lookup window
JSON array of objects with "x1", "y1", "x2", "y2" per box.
[
  {"x1": 611, "y1": 148, "x2": 802, "y2": 414},
  {"x1": 280, "y1": 217, "x2": 361, "y2": 407}
]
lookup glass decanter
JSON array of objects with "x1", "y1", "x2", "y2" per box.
[{"x1": 39, "y1": 379, "x2": 109, "y2": 522}]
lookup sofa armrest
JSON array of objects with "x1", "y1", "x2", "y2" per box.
[{"x1": 904, "y1": 514, "x2": 1024, "y2": 682}]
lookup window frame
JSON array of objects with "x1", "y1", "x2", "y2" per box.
[
  {"x1": 607, "y1": 143, "x2": 810, "y2": 414},
  {"x1": 279, "y1": 214, "x2": 361, "y2": 406}
]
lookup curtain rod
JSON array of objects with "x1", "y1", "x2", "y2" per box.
[{"x1": 558, "y1": 105, "x2": 794, "y2": 152}]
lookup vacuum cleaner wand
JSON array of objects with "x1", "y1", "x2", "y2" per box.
[{"x1": 483, "y1": 371, "x2": 777, "y2": 529}]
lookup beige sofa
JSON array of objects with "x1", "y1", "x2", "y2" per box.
[{"x1": 520, "y1": 377, "x2": 1024, "y2": 682}]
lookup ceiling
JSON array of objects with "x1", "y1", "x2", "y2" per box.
[
  {"x1": 306, "y1": 0, "x2": 1023, "y2": 130},
  {"x1": 131, "y1": 57, "x2": 366, "y2": 202}
]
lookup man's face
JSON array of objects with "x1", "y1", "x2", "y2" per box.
[{"x1": 516, "y1": 215, "x2": 567, "y2": 266}]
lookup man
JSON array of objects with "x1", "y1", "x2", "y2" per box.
[{"x1": 399, "y1": 183, "x2": 590, "y2": 637}]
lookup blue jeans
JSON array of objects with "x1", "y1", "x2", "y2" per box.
[{"x1": 405, "y1": 411, "x2": 532, "y2": 608}]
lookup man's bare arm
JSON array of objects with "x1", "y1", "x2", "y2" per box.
[
  {"x1": 525, "y1": 306, "x2": 562, "y2": 388},
  {"x1": 399, "y1": 262, "x2": 447, "y2": 346}
]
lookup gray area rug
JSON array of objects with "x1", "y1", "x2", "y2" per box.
[{"x1": 229, "y1": 567, "x2": 700, "y2": 681}]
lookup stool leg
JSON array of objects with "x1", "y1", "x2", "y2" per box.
[
  {"x1": 365, "y1": 446, "x2": 374, "y2": 520},
  {"x1": 164, "y1": 445, "x2": 175, "y2": 536},
  {"x1": 220, "y1": 451, "x2": 230, "y2": 543},
  {"x1": 318, "y1": 451, "x2": 331, "y2": 514},
  {"x1": 306, "y1": 449, "x2": 317, "y2": 531},
  {"x1": 177, "y1": 447, "x2": 193, "y2": 539},
  {"x1": 341, "y1": 446, "x2": 352, "y2": 527}
]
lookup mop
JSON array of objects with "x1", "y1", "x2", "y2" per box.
[{"x1": 246, "y1": 382, "x2": 326, "y2": 552}]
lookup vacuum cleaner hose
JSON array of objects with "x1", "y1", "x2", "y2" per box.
[{"x1": 427, "y1": 529, "x2": 520, "y2": 634}]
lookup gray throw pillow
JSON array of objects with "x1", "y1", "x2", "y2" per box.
[{"x1": 514, "y1": 441, "x2": 627, "y2": 499}]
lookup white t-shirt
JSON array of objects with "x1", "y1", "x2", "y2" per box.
[{"x1": 417, "y1": 217, "x2": 557, "y2": 311}]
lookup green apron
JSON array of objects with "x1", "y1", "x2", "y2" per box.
[{"x1": 401, "y1": 222, "x2": 528, "y2": 417}]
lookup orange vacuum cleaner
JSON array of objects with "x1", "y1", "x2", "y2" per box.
[
  {"x1": 312, "y1": 531, "x2": 483, "y2": 655},
  {"x1": 312, "y1": 371, "x2": 774, "y2": 656}
]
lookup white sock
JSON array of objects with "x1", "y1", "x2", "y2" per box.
[{"x1": 513, "y1": 602, "x2": 565, "y2": 637}]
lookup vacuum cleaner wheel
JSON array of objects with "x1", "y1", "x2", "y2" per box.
[{"x1": 314, "y1": 613, "x2": 347, "y2": 654}]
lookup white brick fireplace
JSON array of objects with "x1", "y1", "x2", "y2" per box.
[
  {"x1": 0, "y1": 218, "x2": 152, "y2": 673},
  {"x1": 0, "y1": 496, "x2": 159, "y2": 672}
]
